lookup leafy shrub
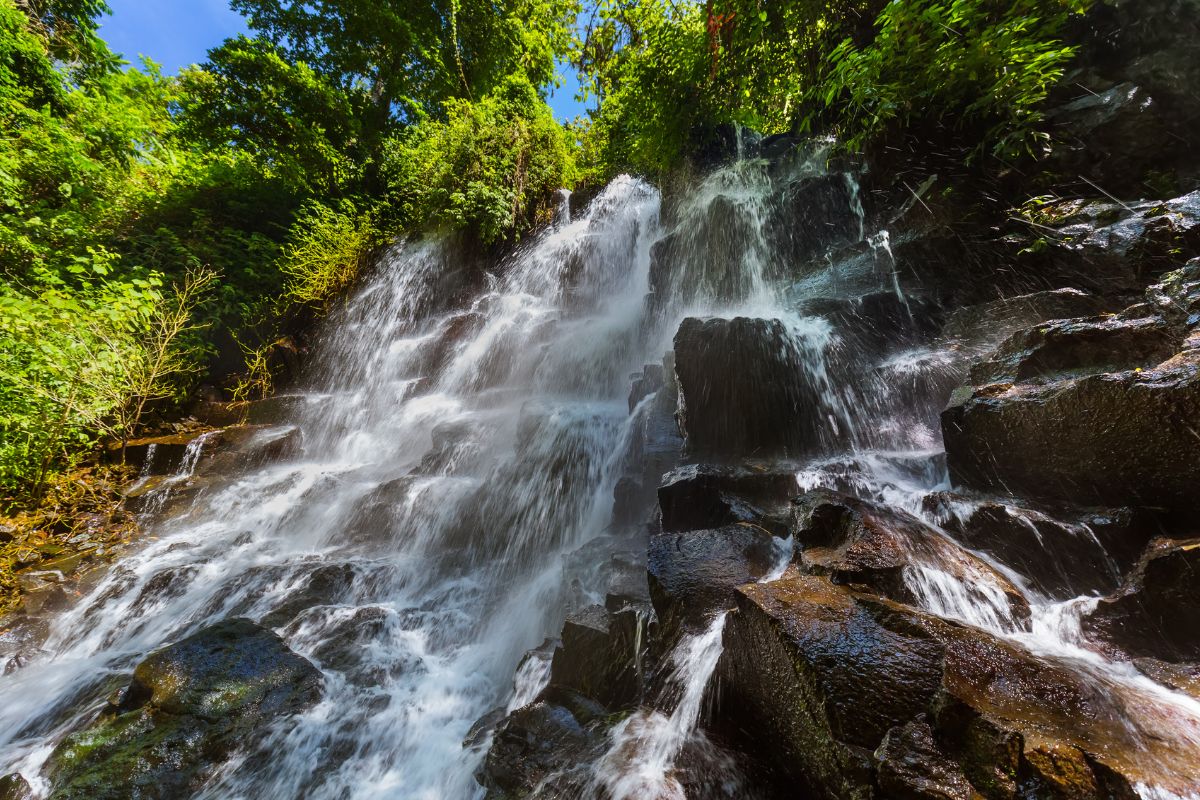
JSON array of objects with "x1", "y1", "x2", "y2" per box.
[
  {"x1": 380, "y1": 74, "x2": 579, "y2": 243},
  {"x1": 575, "y1": 0, "x2": 1093, "y2": 175},
  {"x1": 280, "y1": 200, "x2": 377, "y2": 309}
]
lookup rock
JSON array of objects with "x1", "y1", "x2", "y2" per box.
[
  {"x1": 341, "y1": 477, "x2": 417, "y2": 547},
  {"x1": 414, "y1": 419, "x2": 481, "y2": 476},
  {"x1": 657, "y1": 464, "x2": 799, "y2": 535},
  {"x1": 46, "y1": 618, "x2": 322, "y2": 800},
  {"x1": 649, "y1": 196, "x2": 765, "y2": 307},
  {"x1": 261, "y1": 563, "x2": 359, "y2": 627},
  {"x1": 104, "y1": 429, "x2": 216, "y2": 474},
  {"x1": 942, "y1": 290, "x2": 1111, "y2": 346},
  {"x1": 648, "y1": 524, "x2": 785, "y2": 636},
  {"x1": 943, "y1": 356, "x2": 1200, "y2": 517},
  {"x1": 306, "y1": 606, "x2": 420, "y2": 688},
  {"x1": 874, "y1": 721, "x2": 978, "y2": 800},
  {"x1": 1132, "y1": 658, "x2": 1200, "y2": 700},
  {"x1": 767, "y1": 172, "x2": 863, "y2": 271},
  {"x1": 922, "y1": 493, "x2": 1149, "y2": 598},
  {"x1": 717, "y1": 572, "x2": 1191, "y2": 799},
  {"x1": 799, "y1": 291, "x2": 944, "y2": 356},
  {"x1": 673, "y1": 316, "x2": 843, "y2": 458},
  {"x1": 0, "y1": 774, "x2": 31, "y2": 800},
  {"x1": 793, "y1": 491, "x2": 1030, "y2": 624},
  {"x1": 548, "y1": 603, "x2": 645, "y2": 709},
  {"x1": 477, "y1": 686, "x2": 606, "y2": 800},
  {"x1": 1082, "y1": 538, "x2": 1200, "y2": 661},
  {"x1": 967, "y1": 313, "x2": 1179, "y2": 385},
  {"x1": 1019, "y1": 738, "x2": 1100, "y2": 800},
  {"x1": 628, "y1": 363, "x2": 665, "y2": 413},
  {"x1": 1009, "y1": 192, "x2": 1200, "y2": 294}
]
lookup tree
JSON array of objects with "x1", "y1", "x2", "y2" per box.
[{"x1": 228, "y1": 0, "x2": 577, "y2": 134}]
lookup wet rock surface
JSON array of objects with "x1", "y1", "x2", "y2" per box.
[
  {"x1": 478, "y1": 686, "x2": 607, "y2": 800},
  {"x1": 1082, "y1": 538, "x2": 1200, "y2": 662},
  {"x1": 921, "y1": 493, "x2": 1149, "y2": 598},
  {"x1": 0, "y1": 774, "x2": 31, "y2": 800},
  {"x1": 673, "y1": 316, "x2": 837, "y2": 458},
  {"x1": 45, "y1": 618, "x2": 322, "y2": 800},
  {"x1": 792, "y1": 491, "x2": 1029, "y2": 620},
  {"x1": 718, "y1": 571, "x2": 1188, "y2": 799},
  {"x1": 944, "y1": 260, "x2": 1200, "y2": 517}
]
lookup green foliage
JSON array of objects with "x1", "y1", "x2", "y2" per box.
[
  {"x1": 575, "y1": 0, "x2": 1093, "y2": 175},
  {"x1": 280, "y1": 200, "x2": 376, "y2": 308},
  {"x1": 0, "y1": 270, "x2": 161, "y2": 498},
  {"x1": 175, "y1": 37, "x2": 365, "y2": 193},
  {"x1": 0, "y1": 0, "x2": 582, "y2": 504},
  {"x1": 381, "y1": 75, "x2": 578, "y2": 242},
  {"x1": 817, "y1": 0, "x2": 1091, "y2": 157}
]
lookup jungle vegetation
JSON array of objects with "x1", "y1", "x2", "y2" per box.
[{"x1": 0, "y1": 0, "x2": 1092, "y2": 504}]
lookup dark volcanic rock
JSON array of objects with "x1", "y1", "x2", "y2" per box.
[
  {"x1": 945, "y1": 259, "x2": 1200, "y2": 517},
  {"x1": 649, "y1": 524, "x2": 785, "y2": 636},
  {"x1": 967, "y1": 313, "x2": 1179, "y2": 385},
  {"x1": 942, "y1": 356, "x2": 1200, "y2": 516},
  {"x1": 940, "y1": 289, "x2": 1109, "y2": 347},
  {"x1": 718, "y1": 572, "x2": 1189, "y2": 800},
  {"x1": 799, "y1": 291, "x2": 943, "y2": 356},
  {"x1": 477, "y1": 686, "x2": 606, "y2": 800},
  {"x1": 792, "y1": 491, "x2": 1029, "y2": 622},
  {"x1": 657, "y1": 464, "x2": 799, "y2": 535},
  {"x1": 1083, "y1": 538, "x2": 1200, "y2": 662},
  {"x1": 549, "y1": 603, "x2": 646, "y2": 709},
  {"x1": 46, "y1": 618, "x2": 322, "y2": 800},
  {"x1": 922, "y1": 493, "x2": 1149, "y2": 598},
  {"x1": 673, "y1": 316, "x2": 841, "y2": 458},
  {"x1": 0, "y1": 775, "x2": 31, "y2": 800},
  {"x1": 874, "y1": 721, "x2": 977, "y2": 800}
]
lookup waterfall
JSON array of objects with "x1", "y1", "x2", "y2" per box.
[
  {"x1": 3, "y1": 148, "x2": 1199, "y2": 800},
  {"x1": 0, "y1": 177, "x2": 663, "y2": 799}
]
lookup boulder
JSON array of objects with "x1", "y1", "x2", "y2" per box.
[
  {"x1": 477, "y1": 686, "x2": 607, "y2": 800},
  {"x1": 548, "y1": 603, "x2": 646, "y2": 709},
  {"x1": 46, "y1": 618, "x2": 322, "y2": 800},
  {"x1": 873, "y1": 721, "x2": 978, "y2": 800},
  {"x1": 767, "y1": 172, "x2": 863, "y2": 271},
  {"x1": 1007, "y1": 192, "x2": 1200, "y2": 295},
  {"x1": 792, "y1": 491, "x2": 1029, "y2": 624},
  {"x1": 922, "y1": 493, "x2": 1149, "y2": 598},
  {"x1": 967, "y1": 314, "x2": 1179, "y2": 385},
  {"x1": 657, "y1": 464, "x2": 799, "y2": 535},
  {"x1": 0, "y1": 775, "x2": 31, "y2": 800},
  {"x1": 942, "y1": 356, "x2": 1200, "y2": 516},
  {"x1": 799, "y1": 291, "x2": 944, "y2": 356},
  {"x1": 628, "y1": 363, "x2": 665, "y2": 413},
  {"x1": 717, "y1": 572, "x2": 1190, "y2": 799},
  {"x1": 940, "y1": 289, "x2": 1108, "y2": 347},
  {"x1": 673, "y1": 316, "x2": 843, "y2": 458},
  {"x1": 649, "y1": 524, "x2": 785, "y2": 637},
  {"x1": 1082, "y1": 538, "x2": 1200, "y2": 661}
]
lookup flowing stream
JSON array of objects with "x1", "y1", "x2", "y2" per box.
[{"x1": 2, "y1": 149, "x2": 1199, "y2": 798}]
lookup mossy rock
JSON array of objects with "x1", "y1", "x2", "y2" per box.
[{"x1": 46, "y1": 618, "x2": 322, "y2": 800}]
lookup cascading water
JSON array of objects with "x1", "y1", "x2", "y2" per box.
[
  {"x1": 2, "y1": 141, "x2": 1199, "y2": 800},
  {"x1": 0, "y1": 177, "x2": 665, "y2": 799}
]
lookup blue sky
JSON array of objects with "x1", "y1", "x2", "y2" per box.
[{"x1": 98, "y1": 0, "x2": 589, "y2": 121}]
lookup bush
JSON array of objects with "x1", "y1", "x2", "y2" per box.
[
  {"x1": 575, "y1": 0, "x2": 1093, "y2": 175},
  {"x1": 280, "y1": 200, "x2": 377, "y2": 309},
  {"x1": 380, "y1": 74, "x2": 579, "y2": 243}
]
